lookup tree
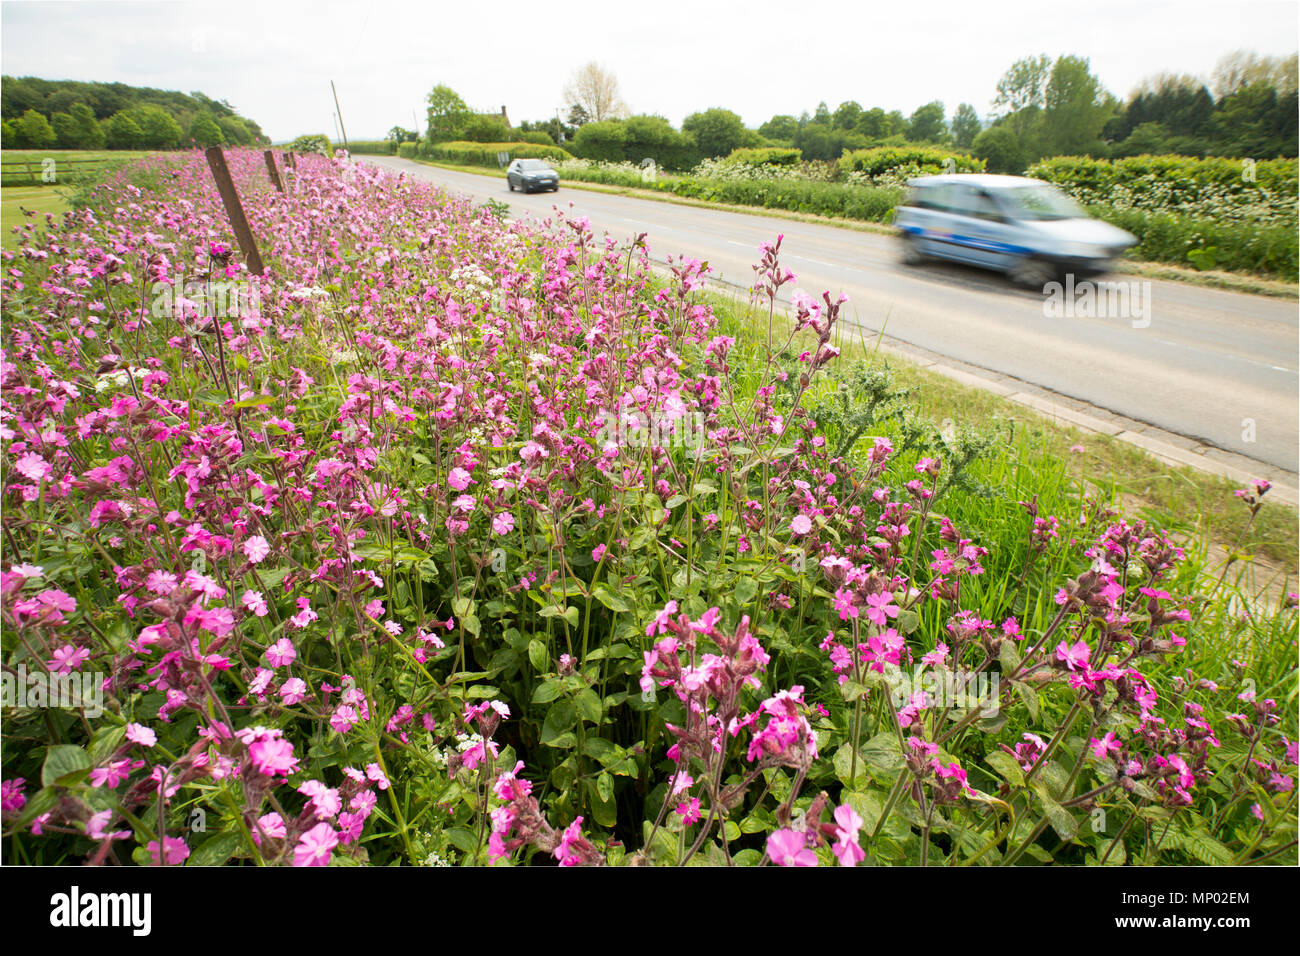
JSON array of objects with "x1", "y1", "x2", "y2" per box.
[
  {"x1": 216, "y1": 115, "x2": 252, "y2": 146},
  {"x1": 571, "y1": 120, "x2": 628, "y2": 162},
  {"x1": 832, "y1": 100, "x2": 864, "y2": 131},
  {"x1": 972, "y1": 126, "x2": 1026, "y2": 174},
  {"x1": 14, "y1": 108, "x2": 56, "y2": 148},
  {"x1": 1042, "y1": 55, "x2": 1112, "y2": 156},
  {"x1": 856, "y1": 107, "x2": 890, "y2": 140},
  {"x1": 67, "y1": 102, "x2": 104, "y2": 148},
  {"x1": 187, "y1": 111, "x2": 223, "y2": 148},
  {"x1": 425, "y1": 84, "x2": 470, "y2": 142},
  {"x1": 562, "y1": 63, "x2": 627, "y2": 123},
  {"x1": 137, "y1": 105, "x2": 183, "y2": 148},
  {"x1": 885, "y1": 110, "x2": 910, "y2": 139},
  {"x1": 950, "y1": 103, "x2": 982, "y2": 148},
  {"x1": 758, "y1": 114, "x2": 799, "y2": 143},
  {"x1": 624, "y1": 114, "x2": 695, "y2": 169},
  {"x1": 1112, "y1": 121, "x2": 1173, "y2": 157},
  {"x1": 995, "y1": 54, "x2": 1052, "y2": 116},
  {"x1": 566, "y1": 103, "x2": 591, "y2": 128},
  {"x1": 461, "y1": 114, "x2": 511, "y2": 143},
  {"x1": 682, "y1": 107, "x2": 752, "y2": 158},
  {"x1": 107, "y1": 111, "x2": 145, "y2": 149},
  {"x1": 386, "y1": 126, "x2": 415, "y2": 151},
  {"x1": 1213, "y1": 50, "x2": 1299, "y2": 98},
  {"x1": 906, "y1": 101, "x2": 947, "y2": 142},
  {"x1": 290, "y1": 134, "x2": 331, "y2": 155}
]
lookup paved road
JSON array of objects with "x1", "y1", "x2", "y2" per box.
[{"x1": 363, "y1": 156, "x2": 1299, "y2": 475}]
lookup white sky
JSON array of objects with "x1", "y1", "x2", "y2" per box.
[{"x1": 2, "y1": 0, "x2": 1297, "y2": 142}]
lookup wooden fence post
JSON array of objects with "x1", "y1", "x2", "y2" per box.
[
  {"x1": 203, "y1": 147, "x2": 266, "y2": 277},
  {"x1": 263, "y1": 149, "x2": 284, "y2": 192}
]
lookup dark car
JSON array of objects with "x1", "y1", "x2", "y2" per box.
[{"x1": 506, "y1": 158, "x2": 559, "y2": 193}]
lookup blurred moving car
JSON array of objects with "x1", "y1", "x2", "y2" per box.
[
  {"x1": 893, "y1": 174, "x2": 1137, "y2": 286},
  {"x1": 507, "y1": 158, "x2": 559, "y2": 193}
]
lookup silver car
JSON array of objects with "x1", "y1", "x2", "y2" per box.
[{"x1": 893, "y1": 174, "x2": 1137, "y2": 286}]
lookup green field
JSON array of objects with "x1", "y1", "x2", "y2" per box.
[
  {"x1": 1, "y1": 184, "x2": 69, "y2": 249},
  {"x1": 0, "y1": 148, "x2": 165, "y2": 186}
]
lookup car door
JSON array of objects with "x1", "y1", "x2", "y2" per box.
[{"x1": 933, "y1": 184, "x2": 1005, "y2": 269}]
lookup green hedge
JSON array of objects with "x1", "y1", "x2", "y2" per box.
[
  {"x1": 666, "y1": 176, "x2": 902, "y2": 222},
  {"x1": 346, "y1": 140, "x2": 396, "y2": 155},
  {"x1": 838, "y1": 145, "x2": 984, "y2": 178},
  {"x1": 1088, "y1": 204, "x2": 1297, "y2": 279},
  {"x1": 422, "y1": 140, "x2": 572, "y2": 166},
  {"x1": 397, "y1": 142, "x2": 418, "y2": 159},
  {"x1": 1027, "y1": 154, "x2": 1298, "y2": 201},
  {"x1": 726, "y1": 146, "x2": 802, "y2": 166}
]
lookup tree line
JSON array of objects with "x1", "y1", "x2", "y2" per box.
[
  {"x1": 409, "y1": 51, "x2": 1297, "y2": 172},
  {"x1": 1, "y1": 76, "x2": 267, "y2": 150}
]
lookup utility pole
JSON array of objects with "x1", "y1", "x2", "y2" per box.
[
  {"x1": 331, "y1": 80, "x2": 350, "y2": 152},
  {"x1": 332, "y1": 112, "x2": 342, "y2": 148}
]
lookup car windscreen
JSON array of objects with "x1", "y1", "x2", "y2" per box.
[
  {"x1": 999, "y1": 185, "x2": 1085, "y2": 221},
  {"x1": 518, "y1": 160, "x2": 550, "y2": 171}
]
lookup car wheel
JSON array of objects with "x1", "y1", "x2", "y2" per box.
[
  {"x1": 1008, "y1": 256, "x2": 1056, "y2": 289},
  {"x1": 508, "y1": 179, "x2": 515, "y2": 192},
  {"x1": 899, "y1": 233, "x2": 925, "y2": 266}
]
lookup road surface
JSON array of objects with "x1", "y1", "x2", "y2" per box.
[{"x1": 362, "y1": 156, "x2": 1299, "y2": 477}]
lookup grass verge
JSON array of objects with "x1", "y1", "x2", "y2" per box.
[{"x1": 706, "y1": 284, "x2": 1298, "y2": 577}]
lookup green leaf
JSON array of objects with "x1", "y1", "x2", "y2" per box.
[
  {"x1": 446, "y1": 827, "x2": 480, "y2": 856},
  {"x1": 832, "y1": 743, "x2": 869, "y2": 788},
  {"x1": 1163, "y1": 826, "x2": 1232, "y2": 865},
  {"x1": 998, "y1": 640, "x2": 1021, "y2": 674},
  {"x1": 88, "y1": 725, "x2": 127, "y2": 764},
  {"x1": 596, "y1": 771, "x2": 614, "y2": 804},
  {"x1": 540, "y1": 702, "x2": 577, "y2": 747},
  {"x1": 234, "y1": 394, "x2": 276, "y2": 408},
  {"x1": 528, "y1": 639, "x2": 549, "y2": 671},
  {"x1": 42, "y1": 744, "x2": 90, "y2": 787},
  {"x1": 188, "y1": 829, "x2": 243, "y2": 867},
  {"x1": 862, "y1": 732, "x2": 904, "y2": 774},
  {"x1": 532, "y1": 679, "x2": 562, "y2": 704},
  {"x1": 574, "y1": 688, "x2": 603, "y2": 724},
  {"x1": 839, "y1": 680, "x2": 870, "y2": 701},
  {"x1": 1012, "y1": 681, "x2": 1039, "y2": 723},
  {"x1": 985, "y1": 750, "x2": 1025, "y2": 787},
  {"x1": 735, "y1": 577, "x2": 758, "y2": 608},
  {"x1": 583, "y1": 737, "x2": 620, "y2": 764},
  {"x1": 592, "y1": 583, "x2": 631, "y2": 614},
  {"x1": 1031, "y1": 781, "x2": 1077, "y2": 842}
]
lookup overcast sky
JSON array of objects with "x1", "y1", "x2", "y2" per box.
[{"x1": 2, "y1": 0, "x2": 1297, "y2": 141}]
